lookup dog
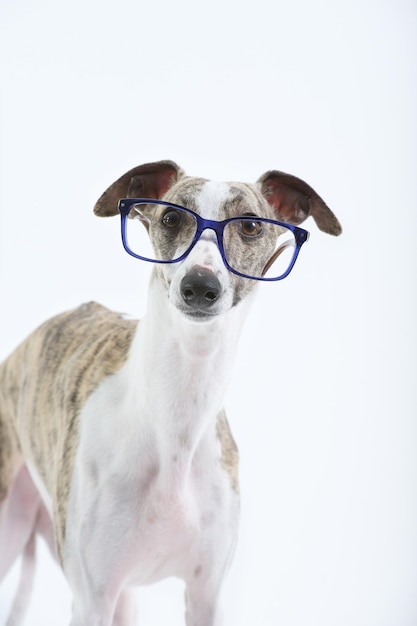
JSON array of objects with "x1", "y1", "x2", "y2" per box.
[{"x1": 0, "y1": 160, "x2": 341, "y2": 625}]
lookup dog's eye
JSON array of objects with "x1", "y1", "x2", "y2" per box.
[
  {"x1": 161, "y1": 209, "x2": 182, "y2": 229},
  {"x1": 239, "y1": 218, "x2": 263, "y2": 238}
]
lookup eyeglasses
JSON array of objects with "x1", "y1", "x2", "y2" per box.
[{"x1": 118, "y1": 198, "x2": 309, "y2": 281}]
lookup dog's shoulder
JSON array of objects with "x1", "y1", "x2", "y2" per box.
[
  {"x1": 5, "y1": 301, "x2": 137, "y2": 379},
  {"x1": 57, "y1": 301, "x2": 138, "y2": 366},
  {"x1": 26, "y1": 301, "x2": 138, "y2": 401},
  {"x1": 0, "y1": 300, "x2": 138, "y2": 436}
]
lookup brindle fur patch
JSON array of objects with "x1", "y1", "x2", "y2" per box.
[
  {"x1": 0, "y1": 303, "x2": 136, "y2": 561},
  {"x1": 216, "y1": 409, "x2": 239, "y2": 493}
]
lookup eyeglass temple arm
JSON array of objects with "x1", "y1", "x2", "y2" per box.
[{"x1": 261, "y1": 240, "x2": 296, "y2": 277}]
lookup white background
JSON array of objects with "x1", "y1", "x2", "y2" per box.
[{"x1": 0, "y1": 1, "x2": 416, "y2": 625}]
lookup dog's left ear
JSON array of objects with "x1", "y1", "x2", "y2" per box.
[
  {"x1": 258, "y1": 170, "x2": 342, "y2": 235},
  {"x1": 94, "y1": 160, "x2": 184, "y2": 217}
]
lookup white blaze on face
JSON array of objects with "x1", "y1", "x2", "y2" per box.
[
  {"x1": 186, "y1": 180, "x2": 230, "y2": 269},
  {"x1": 195, "y1": 180, "x2": 231, "y2": 221},
  {"x1": 164, "y1": 180, "x2": 237, "y2": 314},
  {"x1": 190, "y1": 180, "x2": 232, "y2": 265}
]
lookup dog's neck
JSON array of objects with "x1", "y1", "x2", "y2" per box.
[
  {"x1": 123, "y1": 273, "x2": 254, "y2": 488},
  {"x1": 128, "y1": 274, "x2": 253, "y2": 418}
]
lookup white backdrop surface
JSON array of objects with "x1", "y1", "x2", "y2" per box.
[{"x1": 0, "y1": 1, "x2": 416, "y2": 625}]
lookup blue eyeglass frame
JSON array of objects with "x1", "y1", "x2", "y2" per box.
[{"x1": 118, "y1": 198, "x2": 310, "y2": 281}]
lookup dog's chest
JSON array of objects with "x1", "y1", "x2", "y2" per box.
[
  {"x1": 126, "y1": 481, "x2": 203, "y2": 582},
  {"x1": 72, "y1": 453, "x2": 236, "y2": 586},
  {"x1": 68, "y1": 393, "x2": 239, "y2": 585}
]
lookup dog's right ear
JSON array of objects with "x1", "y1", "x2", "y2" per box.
[{"x1": 94, "y1": 160, "x2": 184, "y2": 217}]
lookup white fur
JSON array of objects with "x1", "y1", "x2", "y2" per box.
[{"x1": 195, "y1": 181, "x2": 231, "y2": 219}]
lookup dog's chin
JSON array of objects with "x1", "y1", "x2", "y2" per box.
[
  {"x1": 169, "y1": 289, "x2": 235, "y2": 323},
  {"x1": 176, "y1": 307, "x2": 223, "y2": 323},
  {"x1": 170, "y1": 299, "x2": 232, "y2": 323}
]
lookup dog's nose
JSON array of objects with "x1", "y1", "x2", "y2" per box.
[{"x1": 180, "y1": 267, "x2": 221, "y2": 309}]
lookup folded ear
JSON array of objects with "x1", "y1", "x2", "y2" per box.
[
  {"x1": 258, "y1": 170, "x2": 342, "y2": 236},
  {"x1": 94, "y1": 160, "x2": 184, "y2": 217}
]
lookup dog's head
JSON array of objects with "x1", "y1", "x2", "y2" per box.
[{"x1": 94, "y1": 160, "x2": 341, "y2": 321}]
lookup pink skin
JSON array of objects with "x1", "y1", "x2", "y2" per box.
[{"x1": 0, "y1": 464, "x2": 56, "y2": 622}]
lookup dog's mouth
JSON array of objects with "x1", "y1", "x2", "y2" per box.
[{"x1": 177, "y1": 306, "x2": 221, "y2": 322}]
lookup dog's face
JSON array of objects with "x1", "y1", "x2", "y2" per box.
[
  {"x1": 158, "y1": 177, "x2": 276, "y2": 318},
  {"x1": 94, "y1": 160, "x2": 341, "y2": 321}
]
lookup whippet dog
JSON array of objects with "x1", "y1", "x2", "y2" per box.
[{"x1": 0, "y1": 160, "x2": 341, "y2": 625}]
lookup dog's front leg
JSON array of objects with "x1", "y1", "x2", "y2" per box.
[
  {"x1": 68, "y1": 589, "x2": 137, "y2": 626},
  {"x1": 65, "y1": 532, "x2": 130, "y2": 626},
  {"x1": 113, "y1": 589, "x2": 138, "y2": 626},
  {"x1": 64, "y1": 474, "x2": 136, "y2": 626},
  {"x1": 66, "y1": 550, "x2": 124, "y2": 626},
  {"x1": 183, "y1": 541, "x2": 237, "y2": 626},
  {"x1": 184, "y1": 580, "x2": 224, "y2": 626}
]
